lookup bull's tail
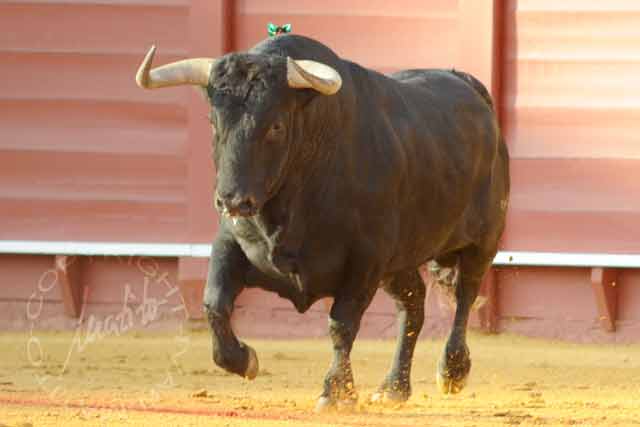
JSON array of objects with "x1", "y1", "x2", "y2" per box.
[{"x1": 449, "y1": 69, "x2": 494, "y2": 112}]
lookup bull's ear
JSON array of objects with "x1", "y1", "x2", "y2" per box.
[{"x1": 286, "y1": 57, "x2": 342, "y2": 95}]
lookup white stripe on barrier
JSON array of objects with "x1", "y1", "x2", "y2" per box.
[
  {"x1": 0, "y1": 240, "x2": 211, "y2": 258},
  {"x1": 493, "y1": 251, "x2": 640, "y2": 268},
  {"x1": 0, "y1": 240, "x2": 639, "y2": 268}
]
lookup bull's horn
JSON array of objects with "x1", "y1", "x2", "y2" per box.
[
  {"x1": 136, "y1": 45, "x2": 213, "y2": 89},
  {"x1": 286, "y1": 57, "x2": 342, "y2": 95}
]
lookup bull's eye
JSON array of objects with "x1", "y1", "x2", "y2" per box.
[
  {"x1": 266, "y1": 121, "x2": 285, "y2": 140},
  {"x1": 271, "y1": 122, "x2": 282, "y2": 132}
]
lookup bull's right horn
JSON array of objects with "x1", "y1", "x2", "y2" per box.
[
  {"x1": 286, "y1": 57, "x2": 342, "y2": 95},
  {"x1": 136, "y1": 45, "x2": 213, "y2": 89}
]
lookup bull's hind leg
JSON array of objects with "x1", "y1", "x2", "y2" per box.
[
  {"x1": 371, "y1": 269, "x2": 425, "y2": 403},
  {"x1": 436, "y1": 245, "x2": 493, "y2": 394}
]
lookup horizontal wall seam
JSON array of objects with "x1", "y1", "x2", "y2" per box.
[{"x1": 0, "y1": 241, "x2": 639, "y2": 268}]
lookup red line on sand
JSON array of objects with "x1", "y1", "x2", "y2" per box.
[{"x1": 0, "y1": 395, "x2": 414, "y2": 427}]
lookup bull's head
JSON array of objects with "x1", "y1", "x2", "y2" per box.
[{"x1": 136, "y1": 46, "x2": 342, "y2": 217}]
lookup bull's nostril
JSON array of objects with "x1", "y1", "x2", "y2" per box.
[
  {"x1": 216, "y1": 192, "x2": 257, "y2": 216},
  {"x1": 237, "y1": 199, "x2": 253, "y2": 212}
]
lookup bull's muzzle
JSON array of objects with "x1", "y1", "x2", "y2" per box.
[{"x1": 216, "y1": 192, "x2": 259, "y2": 217}]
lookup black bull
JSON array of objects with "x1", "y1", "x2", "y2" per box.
[{"x1": 136, "y1": 35, "x2": 510, "y2": 410}]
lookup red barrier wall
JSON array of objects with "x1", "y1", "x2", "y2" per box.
[
  {"x1": 502, "y1": 0, "x2": 640, "y2": 254},
  {"x1": 1, "y1": 0, "x2": 639, "y2": 342}
]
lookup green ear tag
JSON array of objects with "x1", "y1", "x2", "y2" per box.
[
  {"x1": 268, "y1": 23, "x2": 292, "y2": 37},
  {"x1": 267, "y1": 22, "x2": 278, "y2": 37}
]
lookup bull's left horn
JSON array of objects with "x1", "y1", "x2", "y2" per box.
[
  {"x1": 286, "y1": 57, "x2": 342, "y2": 95},
  {"x1": 136, "y1": 45, "x2": 213, "y2": 89}
]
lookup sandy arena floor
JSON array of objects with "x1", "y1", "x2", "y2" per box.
[{"x1": 1, "y1": 330, "x2": 639, "y2": 426}]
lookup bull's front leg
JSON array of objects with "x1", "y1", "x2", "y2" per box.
[
  {"x1": 316, "y1": 257, "x2": 379, "y2": 412},
  {"x1": 315, "y1": 296, "x2": 371, "y2": 411},
  {"x1": 203, "y1": 229, "x2": 258, "y2": 379}
]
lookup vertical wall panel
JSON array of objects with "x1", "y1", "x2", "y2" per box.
[
  {"x1": 0, "y1": 0, "x2": 191, "y2": 242},
  {"x1": 502, "y1": 0, "x2": 640, "y2": 253},
  {"x1": 234, "y1": 0, "x2": 460, "y2": 74}
]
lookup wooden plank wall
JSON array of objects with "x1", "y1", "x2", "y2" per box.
[
  {"x1": 0, "y1": 0, "x2": 195, "y2": 243},
  {"x1": 1, "y1": 0, "x2": 639, "y2": 341},
  {"x1": 502, "y1": 0, "x2": 640, "y2": 253}
]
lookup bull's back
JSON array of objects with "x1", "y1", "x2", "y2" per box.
[{"x1": 380, "y1": 68, "x2": 504, "y2": 262}]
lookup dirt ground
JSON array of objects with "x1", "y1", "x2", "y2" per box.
[{"x1": 1, "y1": 330, "x2": 639, "y2": 426}]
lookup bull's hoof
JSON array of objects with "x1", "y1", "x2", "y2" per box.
[
  {"x1": 370, "y1": 389, "x2": 409, "y2": 405},
  {"x1": 314, "y1": 396, "x2": 357, "y2": 413},
  {"x1": 436, "y1": 356, "x2": 469, "y2": 394},
  {"x1": 436, "y1": 371, "x2": 467, "y2": 394},
  {"x1": 244, "y1": 345, "x2": 259, "y2": 380},
  {"x1": 437, "y1": 341, "x2": 471, "y2": 394},
  {"x1": 336, "y1": 398, "x2": 357, "y2": 412},
  {"x1": 314, "y1": 396, "x2": 335, "y2": 413},
  {"x1": 370, "y1": 378, "x2": 411, "y2": 405}
]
